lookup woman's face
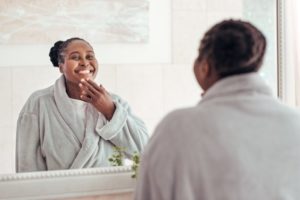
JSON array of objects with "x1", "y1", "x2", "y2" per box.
[{"x1": 59, "y1": 40, "x2": 98, "y2": 84}]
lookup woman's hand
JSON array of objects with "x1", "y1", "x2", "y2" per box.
[{"x1": 79, "y1": 79, "x2": 116, "y2": 120}]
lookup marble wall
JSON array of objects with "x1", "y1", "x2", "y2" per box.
[{"x1": 0, "y1": 0, "x2": 149, "y2": 44}]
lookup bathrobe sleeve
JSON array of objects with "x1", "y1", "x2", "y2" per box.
[
  {"x1": 134, "y1": 116, "x2": 180, "y2": 200},
  {"x1": 16, "y1": 112, "x2": 46, "y2": 172},
  {"x1": 95, "y1": 94, "x2": 149, "y2": 156}
]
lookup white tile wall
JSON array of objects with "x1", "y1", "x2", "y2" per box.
[
  {"x1": 0, "y1": 126, "x2": 14, "y2": 173},
  {"x1": 0, "y1": 67, "x2": 12, "y2": 127},
  {"x1": 143, "y1": 117, "x2": 164, "y2": 136},
  {"x1": 163, "y1": 65, "x2": 201, "y2": 114},
  {"x1": 94, "y1": 65, "x2": 117, "y2": 94},
  {"x1": 0, "y1": 68, "x2": 14, "y2": 173},
  {"x1": 116, "y1": 65, "x2": 164, "y2": 120},
  {"x1": 172, "y1": 11, "x2": 207, "y2": 64}
]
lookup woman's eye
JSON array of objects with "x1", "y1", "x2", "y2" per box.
[
  {"x1": 87, "y1": 55, "x2": 94, "y2": 60},
  {"x1": 71, "y1": 55, "x2": 80, "y2": 60}
]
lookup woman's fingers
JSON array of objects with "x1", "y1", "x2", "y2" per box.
[
  {"x1": 78, "y1": 79, "x2": 115, "y2": 119},
  {"x1": 79, "y1": 79, "x2": 109, "y2": 97},
  {"x1": 86, "y1": 79, "x2": 101, "y2": 89},
  {"x1": 86, "y1": 79, "x2": 107, "y2": 95},
  {"x1": 80, "y1": 94, "x2": 92, "y2": 102},
  {"x1": 99, "y1": 84, "x2": 107, "y2": 94},
  {"x1": 79, "y1": 79, "x2": 99, "y2": 95},
  {"x1": 79, "y1": 83, "x2": 97, "y2": 100}
]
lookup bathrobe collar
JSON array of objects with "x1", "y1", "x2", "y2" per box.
[
  {"x1": 53, "y1": 76, "x2": 96, "y2": 142},
  {"x1": 201, "y1": 72, "x2": 274, "y2": 103},
  {"x1": 53, "y1": 76, "x2": 82, "y2": 137}
]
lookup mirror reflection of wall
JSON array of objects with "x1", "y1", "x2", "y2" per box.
[{"x1": 0, "y1": 0, "x2": 277, "y2": 174}]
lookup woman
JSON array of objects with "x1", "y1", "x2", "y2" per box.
[
  {"x1": 135, "y1": 20, "x2": 300, "y2": 200},
  {"x1": 16, "y1": 37, "x2": 149, "y2": 172}
]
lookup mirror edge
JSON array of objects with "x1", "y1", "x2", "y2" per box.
[
  {"x1": 0, "y1": 166, "x2": 135, "y2": 200},
  {"x1": 277, "y1": 0, "x2": 284, "y2": 99}
]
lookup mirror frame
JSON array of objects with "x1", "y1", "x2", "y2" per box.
[
  {"x1": 0, "y1": 0, "x2": 284, "y2": 199},
  {"x1": 0, "y1": 166, "x2": 135, "y2": 199},
  {"x1": 277, "y1": 0, "x2": 284, "y2": 99}
]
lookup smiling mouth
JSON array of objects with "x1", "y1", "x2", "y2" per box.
[{"x1": 77, "y1": 69, "x2": 94, "y2": 75}]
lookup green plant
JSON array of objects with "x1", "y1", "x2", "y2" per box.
[
  {"x1": 108, "y1": 146, "x2": 141, "y2": 179},
  {"x1": 108, "y1": 146, "x2": 125, "y2": 166},
  {"x1": 131, "y1": 152, "x2": 140, "y2": 179}
]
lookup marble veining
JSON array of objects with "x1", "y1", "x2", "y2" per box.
[{"x1": 0, "y1": 0, "x2": 149, "y2": 44}]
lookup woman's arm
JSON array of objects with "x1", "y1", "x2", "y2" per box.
[
  {"x1": 95, "y1": 95, "x2": 149, "y2": 157},
  {"x1": 16, "y1": 112, "x2": 46, "y2": 172},
  {"x1": 79, "y1": 79, "x2": 149, "y2": 157}
]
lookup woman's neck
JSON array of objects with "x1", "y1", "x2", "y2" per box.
[{"x1": 64, "y1": 79, "x2": 81, "y2": 100}]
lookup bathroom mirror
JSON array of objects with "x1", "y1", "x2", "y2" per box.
[{"x1": 0, "y1": 0, "x2": 283, "y2": 199}]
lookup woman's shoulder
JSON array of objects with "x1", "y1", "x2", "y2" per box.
[
  {"x1": 28, "y1": 85, "x2": 54, "y2": 102},
  {"x1": 20, "y1": 85, "x2": 54, "y2": 114}
]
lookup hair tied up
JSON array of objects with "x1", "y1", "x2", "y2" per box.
[
  {"x1": 214, "y1": 30, "x2": 249, "y2": 59},
  {"x1": 198, "y1": 19, "x2": 266, "y2": 77},
  {"x1": 49, "y1": 41, "x2": 64, "y2": 67}
]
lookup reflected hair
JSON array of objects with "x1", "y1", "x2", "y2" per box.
[
  {"x1": 49, "y1": 37, "x2": 92, "y2": 67},
  {"x1": 197, "y1": 19, "x2": 266, "y2": 78}
]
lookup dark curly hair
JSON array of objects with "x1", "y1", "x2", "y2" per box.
[
  {"x1": 197, "y1": 19, "x2": 266, "y2": 78},
  {"x1": 49, "y1": 37, "x2": 92, "y2": 67}
]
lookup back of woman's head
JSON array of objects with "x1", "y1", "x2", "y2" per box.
[
  {"x1": 49, "y1": 37, "x2": 91, "y2": 67},
  {"x1": 197, "y1": 19, "x2": 266, "y2": 78}
]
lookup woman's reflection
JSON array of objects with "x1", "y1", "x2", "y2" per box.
[{"x1": 16, "y1": 37, "x2": 149, "y2": 172}]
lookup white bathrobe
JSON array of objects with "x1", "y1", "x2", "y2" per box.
[
  {"x1": 16, "y1": 76, "x2": 149, "y2": 172},
  {"x1": 135, "y1": 73, "x2": 300, "y2": 200}
]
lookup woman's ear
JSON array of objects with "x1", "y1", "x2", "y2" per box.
[
  {"x1": 198, "y1": 60, "x2": 211, "y2": 81},
  {"x1": 194, "y1": 59, "x2": 213, "y2": 91},
  {"x1": 201, "y1": 61, "x2": 209, "y2": 77},
  {"x1": 194, "y1": 59, "x2": 207, "y2": 88}
]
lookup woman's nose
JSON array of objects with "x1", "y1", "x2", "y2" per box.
[{"x1": 79, "y1": 59, "x2": 89, "y2": 67}]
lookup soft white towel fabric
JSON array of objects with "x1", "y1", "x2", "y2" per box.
[
  {"x1": 135, "y1": 73, "x2": 300, "y2": 200},
  {"x1": 69, "y1": 97, "x2": 89, "y2": 143},
  {"x1": 16, "y1": 75, "x2": 149, "y2": 172}
]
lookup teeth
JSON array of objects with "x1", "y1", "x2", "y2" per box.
[{"x1": 78, "y1": 70, "x2": 91, "y2": 74}]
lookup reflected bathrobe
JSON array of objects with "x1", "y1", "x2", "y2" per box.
[
  {"x1": 16, "y1": 76, "x2": 149, "y2": 172},
  {"x1": 136, "y1": 73, "x2": 300, "y2": 200}
]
